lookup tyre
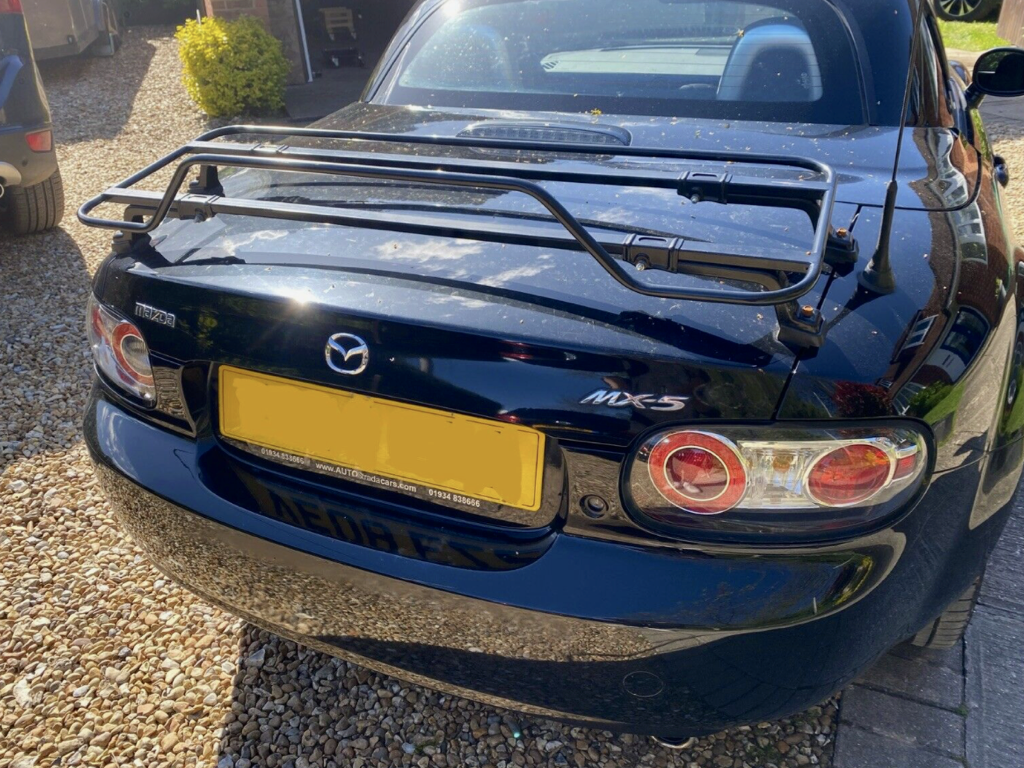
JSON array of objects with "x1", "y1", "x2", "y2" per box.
[
  {"x1": 1, "y1": 168, "x2": 65, "y2": 235},
  {"x1": 910, "y1": 578, "x2": 981, "y2": 649},
  {"x1": 935, "y1": 0, "x2": 1001, "y2": 22}
]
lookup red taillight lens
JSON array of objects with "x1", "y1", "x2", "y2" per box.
[
  {"x1": 893, "y1": 452, "x2": 919, "y2": 480},
  {"x1": 0, "y1": 0, "x2": 24, "y2": 14},
  {"x1": 25, "y1": 130, "x2": 52, "y2": 153},
  {"x1": 807, "y1": 444, "x2": 892, "y2": 507},
  {"x1": 648, "y1": 431, "x2": 747, "y2": 514},
  {"x1": 87, "y1": 296, "x2": 156, "y2": 402},
  {"x1": 111, "y1": 322, "x2": 155, "y2": 387}
]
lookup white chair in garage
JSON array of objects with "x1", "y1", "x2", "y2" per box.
[{"x1": 320, "y1": 7, "x2": 357, "y2": 41}]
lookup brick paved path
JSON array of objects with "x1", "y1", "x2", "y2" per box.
[{"x1": 833, "y1": 505, "x2": 1023, "y2": 767}]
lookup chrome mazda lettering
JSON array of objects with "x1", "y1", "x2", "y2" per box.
[{"x1": 134, "y1": 302, "x2": 176, "y2": 328}]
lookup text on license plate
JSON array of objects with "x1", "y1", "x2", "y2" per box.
[{"x1": 218, "y1": 366, "x2": 545, "y2": 511}]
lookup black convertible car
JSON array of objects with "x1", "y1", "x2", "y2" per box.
[{"x1": 82, "y1": 0, "x2": 1024, "y2": 741}]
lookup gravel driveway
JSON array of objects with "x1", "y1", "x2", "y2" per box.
[{"x1": 13, "y1": 26, "x2": 1021, "y2": 768}]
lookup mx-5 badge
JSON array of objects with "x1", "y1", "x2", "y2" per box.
[{"x1": 579, "y1": 389, "x2": 688, "y2": 412}]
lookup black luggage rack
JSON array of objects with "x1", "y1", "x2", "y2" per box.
[{"x1": 78, "y1": 124, "x2": 849, "y2": 350}]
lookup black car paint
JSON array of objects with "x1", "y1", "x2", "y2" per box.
[
  {"x1": 84, "y1": 0, "x2": 1024, "y2": 736},
  {"x1": 0, "y1": 10, "x2": 57, "y2": 188}
]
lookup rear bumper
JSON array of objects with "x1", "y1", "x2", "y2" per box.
[
  {"x1": 0, "y1": 124, "x2": 57, "y2": 188},
  {"x1": 84, "y1": 385, "x2": 1011, "y2": 735}
]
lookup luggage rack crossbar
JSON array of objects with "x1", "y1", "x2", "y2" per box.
[{"x1": 78, "y1": 124, "x2": 838, "y2": 310}]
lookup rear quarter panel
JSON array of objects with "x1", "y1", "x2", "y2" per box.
[{"x1": 780, "y1": 122, "x2": 1024, "y2": 532}]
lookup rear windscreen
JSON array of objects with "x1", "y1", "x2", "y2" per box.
[{"x1": 380, "y1": 0, "x2": 865, "y2": 124}]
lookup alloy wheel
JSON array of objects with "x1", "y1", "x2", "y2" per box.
[{"x1": 937, "y1": 0, "x2": 998, "y2": 20}]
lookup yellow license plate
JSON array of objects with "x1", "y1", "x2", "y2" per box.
[{"x1": 218, "y1": 366, "x2": 545, "y2": 511}]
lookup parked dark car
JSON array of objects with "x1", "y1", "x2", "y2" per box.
[
  {"x1": 0, "y1": 0, "x2": 63, "y2": 234},
  {"x1": 936, "y1": 0, "x2": 1000, "y2": 22},
  {"x1": 81, "y1": 0, "x2": 1024, "y2": 741}
]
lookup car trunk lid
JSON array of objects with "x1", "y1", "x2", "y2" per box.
[
  {"x1": 89, "y1": 108, "x2": 886, "y2": 526},
  {"x1": 105, "y1": 212, "x2": 835, "y2": 527}
]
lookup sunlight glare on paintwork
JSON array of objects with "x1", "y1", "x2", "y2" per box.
[
  {"x1": 376, "y1": 238, "x2": 483, "y2": 262},
  {"x1": 218, "y1": 228, "x2": 289, "y2": 256},
  {"x1": 479, "y1": 263, "x2": 552, "y2": 288},
  {"x1": 280, "y1": 286, "x2": 313, "y2": 306}
]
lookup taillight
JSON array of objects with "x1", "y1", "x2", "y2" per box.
[
  {"x1": 806, "y1": 443, "x2": 891, "y2": 507},
  {"x1": 87, "y1": 296, "x2": 156, "y2": 402},
  {"x1": 648, "y1": 431, "x2": 747, "y2": 514},
  {"x1": 627, "y1": 425, "x2": 928, "y2": 542},
  {"x1": 0, "y1": 0, "x2": 23, "y2": 13},
  {"x1": 25, "y1": 130, "x2": 52, "y2": 153},
  {"x1": 893, "y1": 448, "x2": 920, "y2": 480}
]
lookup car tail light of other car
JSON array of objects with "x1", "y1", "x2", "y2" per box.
[
  {"x1": 25, "y1": 129, "x2": 52, "y2": 152},
  {"x1": 0, "y1": 0, "x2": 23, "y2": 13},
  {"x1": 87, "y1": 296, "x2": 156, "y2": 403},
  {"x1": 627, "y1": 425, "x2": 928, "y2": 543}
]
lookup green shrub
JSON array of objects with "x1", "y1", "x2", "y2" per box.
[{"x1": 176, "y1": 16, "x2": 289, "y2": 118}]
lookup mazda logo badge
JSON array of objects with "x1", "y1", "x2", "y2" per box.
[{"x1": 325, "y1": 333, "x2": 369, "y2": 376}]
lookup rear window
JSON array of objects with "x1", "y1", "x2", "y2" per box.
[{"x1": 379, "y1": 0, "x2": 865, "y2": 124}]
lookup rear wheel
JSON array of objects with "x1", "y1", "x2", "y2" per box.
[
  {"x1": 910, "y1": 578, "x2": 981, "y2": 649},
  {"x1": 935, "y1": 0, "x2": 1001, "y2": 22},
  {"x1": 1, "y1": 168, "x2": 65, "y2": 235}
]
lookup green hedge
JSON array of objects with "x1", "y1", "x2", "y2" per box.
[{"x1": 176, "y1": 16, "x2": 289, "y2": 117}]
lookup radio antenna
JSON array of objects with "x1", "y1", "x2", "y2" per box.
[{"x1": 859, "y1": 0, "x2": 926, "y2": 295}]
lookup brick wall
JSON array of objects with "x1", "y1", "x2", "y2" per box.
[
  {"x1": 203, "y1": 0, "x2": 307, "y2": 86},
  {"x1": 204, "y1": 0, "x2": 271, "y2": 25},
  {"x1": 266, "y1": 0, "x2": 307, "y2": 86}
]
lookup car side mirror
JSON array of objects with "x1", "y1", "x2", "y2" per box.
[{"x1": 967, "y1": 47, "x2": 1024, "y2": 107}]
